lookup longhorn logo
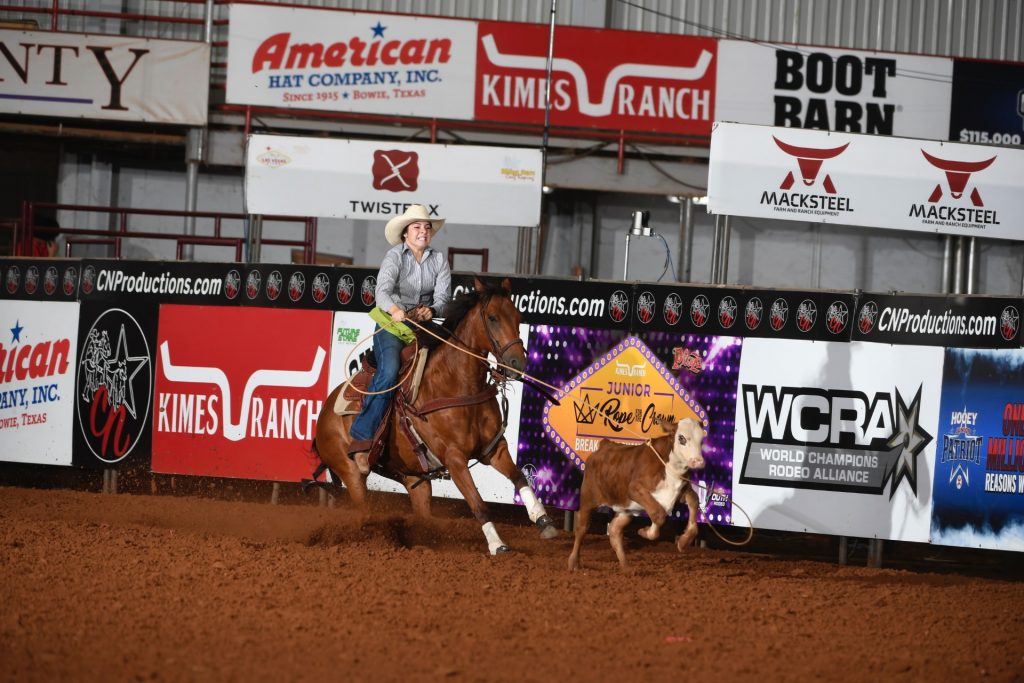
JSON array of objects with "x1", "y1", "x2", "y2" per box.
[
  {"x1": 773, "y1": 137, "x2": 850, "y2": 194},
  {"x1": 921, "y1": 150, "x2": 996, "y2": 207}
]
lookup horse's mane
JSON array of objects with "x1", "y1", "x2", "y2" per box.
[{"x1": 415, "y1": 280, "x2": 508, "y2": 350}]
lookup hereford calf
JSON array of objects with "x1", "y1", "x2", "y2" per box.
[{"x1": 568, "y1": 418, "x2": 706, "y2": 571}]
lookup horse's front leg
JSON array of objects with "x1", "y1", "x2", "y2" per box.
[
  {"x1": 489, "y1": 441, "x2": 559, "y2": 539},
  {"x1": 445, "y1": 455, "x2": 510, "y2": 555}
]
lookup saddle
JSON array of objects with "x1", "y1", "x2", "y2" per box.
[{"x1": 336, "y1": 346, "x2": 434, "y2": 473}]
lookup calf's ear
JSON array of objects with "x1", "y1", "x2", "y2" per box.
[{"x1": 661, "y1": 418, "x2": 679, "y2": 434}]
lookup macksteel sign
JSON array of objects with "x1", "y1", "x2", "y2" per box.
[
  {"x1": 0, "y1": 29, "x2": 209, "y2": 124},
  {"x1": 708, "y1": 122, "x2": 1024, "y2": 241}
]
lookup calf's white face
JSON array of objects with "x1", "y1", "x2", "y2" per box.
[{"x1": 671, "y1": 418, "x2": 706, "y2": 471}]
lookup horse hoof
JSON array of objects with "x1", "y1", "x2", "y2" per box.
[{"x1": 536, "y1": 515, "x2": 559, "y2": 539}]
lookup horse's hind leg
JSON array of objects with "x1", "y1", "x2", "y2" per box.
[
  {"x1": 314, "y1": 408, "x2": 369, "y2": 516},
  {"x1": 489, "y1": 442, "x2": 559, "y2": 539}
]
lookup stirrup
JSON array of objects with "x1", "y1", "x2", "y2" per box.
[{"x1": 410, "y1": 465, "x2": 449, "y2": 489}]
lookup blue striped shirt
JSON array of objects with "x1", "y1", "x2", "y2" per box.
[{"x1": 375, "y1": 243, "x2": 452, "y2": 317}]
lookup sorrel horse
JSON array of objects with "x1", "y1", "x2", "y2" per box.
[{"x1": 313, "y1": 277, "x2": 560, "y2": 554}]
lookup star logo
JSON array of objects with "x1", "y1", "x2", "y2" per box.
[
  {"x1": 882, "y1": 386, "x2": 933, "y2": 499},
  {"x1": 10, "y1": 320, "x2": 24, "y2": 343},
  {"x1": 370, "y1": 21, "x2": 386, "y2": 38}
]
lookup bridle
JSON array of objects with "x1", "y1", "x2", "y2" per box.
[{"x1": 477, "y1": 294, "x2": 525, "y2": 376}]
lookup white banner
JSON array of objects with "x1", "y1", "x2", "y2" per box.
[
  {"x1": 732, "y1": 338, "x2": 942, "y2": 542},
  {"x1": 0, "y1": 301, "x2": 79, "y2": 466},
  {"x1": 227, "y1": 4, "x2": 477, "y2": 120},
  {"x1": 327, "y1": 311, "x2": 526, "y2": 504},
  {"x1": 708, "y1": 122, "x2": 1024, "y2": 241},
  {"x1": 245, "y1": 134, "x2": 542, "y2": 227},
  {"x1": 0, "y1": 29, "x2": 208, "y2": 125},
  {"x1": 715, "y1": 40, "x2": 952, "y2": 139}
]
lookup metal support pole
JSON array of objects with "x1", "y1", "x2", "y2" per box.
[
  {"x1": 623, "y1": 232, "x2": 632, "y2": 280},
  {"x1": 184, "y1": 128, "x2": 206, "y2": 260},
  {"x1": 941, "y1": 235, "x2": 954, "y2": 293},
  {"x1": 710, "y1": 215, "x2": 722, "y2": 283},
  {"x1": 564, "y1": 510, "x2": 574, "y2": 532},
  {"x1": 952, "y1": 236, "x2": 966, "y2": 294},
  {"x1": 719, "y1": 215, "x2": 732, "y2": 284},
  {"x1": 867, "y1": 538, "x2": 884, "y2": 568},
  {"x1": 678, "y1": 197, "x2": 694, "y2": 283},
  {"x1": 248, "y1": 215, "x2": 263, "y2": 263},
  {"x1": 203, "y1": 0, "x2": 215, "y2": 42},
  {"x1": 838, "y1": 536, "x2": 848, "y2": 566},
  {"x1": 966, "y1": 236, "x2": 978, "y2": 294},
  {"x1": 271, "y1": 482, "x2": 280, "y2": 505}
]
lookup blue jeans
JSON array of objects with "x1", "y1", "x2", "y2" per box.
[{"x1": 350, "y1": 325, "x2": 404, "y2": 441}]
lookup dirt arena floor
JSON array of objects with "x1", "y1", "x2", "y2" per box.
[{"x1": 2, "y1": 481, "x2": 1023, "y2": 682}]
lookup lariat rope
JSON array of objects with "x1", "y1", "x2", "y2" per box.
[{"x1": 343, "y1": 315, "x2": 752, "y2": 546}]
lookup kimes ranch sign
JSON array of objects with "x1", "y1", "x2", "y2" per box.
[{"x1": 475, "y1": 21, "x2": 716, "y2": 134}]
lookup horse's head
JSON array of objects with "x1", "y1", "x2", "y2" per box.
[{"x1": 471, "y1": 276, "x2": 525, "y2": 379}]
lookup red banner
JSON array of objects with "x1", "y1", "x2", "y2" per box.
[
  {"x1": 151, "y1": 305, "x2": 331, "y2": 481},
  {"x1": 475, "y1": 21, "x2": 717, "y2": 135}
]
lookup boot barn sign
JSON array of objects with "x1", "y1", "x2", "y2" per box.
[
  {"x1": 707, "y1": 122, "x2": 1024, "y2": 242},
  {"x1": 244, "y1": 134, "x2": 542, "y2": 227}
]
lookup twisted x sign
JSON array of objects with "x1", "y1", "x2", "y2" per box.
[{"x1": 372, "y1": 150, "x2": 419, "y2": 192}]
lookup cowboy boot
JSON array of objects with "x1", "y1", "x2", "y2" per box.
[{"x1": 348, "y1": 438, "x2": 372, "y2": 475}]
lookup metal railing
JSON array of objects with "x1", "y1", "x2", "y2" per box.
[{"x1": 20, "y1": 201, "x2": 317, "y2": 263}]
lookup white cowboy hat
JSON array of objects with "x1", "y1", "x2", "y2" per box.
[{"x1": 384, "y1": 204, "x2": 445, "y2": 246}]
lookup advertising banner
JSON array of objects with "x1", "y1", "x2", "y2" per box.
[
  {"x1": 78, "y1": 260, "x2": 231, "y2": 306},
  {"x1": 475, "y1": 21, "x2": 716, "y2": 135},
  {"x1": 245, "y1": 134, "x2": 542, "y2": 227},
  {"x1": 949, "y1": 59, "x2": 1024, "y2": 147},
  {"x1": 733, "y1": 338, "x2": 942, "y2": 540},
  {"x1": 151, "y1": 305, "x2": 331, "y2": 482},
  {"x1": 626, "y1": 283, "x2": 855, "y2": 341},
  {"x1": 853, "y1": 293, "x2": 1022, "y2": 349},
  {"x1": 3, "y1": 259, "x2": 80, "y2": 302},
  {"x1": 522, "y1": 329, "x2": 739, "y2": 521},
  {"x1": 0, "y1": 29, "x2": 208, "y2": 125},
  {"x1": 226, "y1": 4, "x2": 477, "y2": 120},
  {"x1": 453, "y1": 275, "x2": 631, "y2": 330},
  {"x1": 0, "y1": 301, "x2": 78, "y2": 466},
  {"x1": 715, "y1": 40, "x2": 951, "y2": 139},
  {"x1": 931, "y1": 348, "x2": 1024, "y2": 551},
  {"x1": 708, "y1": 122, "x2": 1024, "y2": 241},
  {"x1": 73, "y1": 301, "x2": 157, "y2": 468}
]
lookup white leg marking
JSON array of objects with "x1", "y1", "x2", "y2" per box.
[
  {"x1": 518, "y1": 486, "x2": 546, "y2": 523},
  {"x1": 482, "y1": 521, "x2": 507, "y2": 555}
]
